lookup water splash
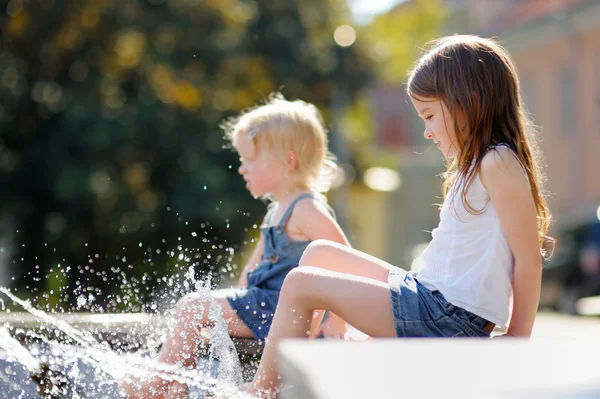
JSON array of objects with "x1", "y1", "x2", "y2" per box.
[
  {"x1": 0, "y1": 327, "x2": 42, "y2": 375},
  {"x1": 0, "y1": 284, "x2": 250, "y2": 398},
  {"x1": 1, "y1": 287, "x2": 102, "y2": 349},
  {"x1": 185, "y1": 267, "x2": 243, "y2": 387}
]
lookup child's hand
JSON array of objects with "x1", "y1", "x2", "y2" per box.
[{"x1": 311, "y1": 313, "x2": 348, "y2": 339}]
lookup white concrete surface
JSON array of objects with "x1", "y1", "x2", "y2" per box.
[
  {"x1": 279, "y1": 339, "x2": 600, "y2": 399},
  {"x1": 278, "y1": 313, "x2": 600, "y2": 399}
]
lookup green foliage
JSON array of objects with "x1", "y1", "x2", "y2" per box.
[
  {"x1": 0, "y1": 0, "x2": 369, "y2": 310},
  {"x1": 360, "y1": 0, "x2": 446, "y2": 84}
]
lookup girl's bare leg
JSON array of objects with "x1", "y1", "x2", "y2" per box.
[
  {"x1": 249, "y1": 265, "x2": 398, "y2": 397},
  {"x1": 303, "y1": 240, "x2": 395, "y2": 339},
  {"x1": 300, "y1": 239, "x2": 395, "y2": 283}
]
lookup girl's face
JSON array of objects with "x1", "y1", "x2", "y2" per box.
[
  {"x1": 411, "y1": 97, "x2": 460, "y2": 159},
  {"x1": 234, "y1": 132, "x2": 286, "y2": 199}
]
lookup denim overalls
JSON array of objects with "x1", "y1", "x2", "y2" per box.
[{"x1": 226, "y1": 193, "x2": 334, "y2": 339}]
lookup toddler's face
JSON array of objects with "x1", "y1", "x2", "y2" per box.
[
  {"x1": 234, "y1": 132, "x2": 286, "y2": 198},
  {"x1": 411, "y1": 97, "x2": 460, "y2": 159}
]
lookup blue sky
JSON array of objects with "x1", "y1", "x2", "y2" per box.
[{"x1": 349, "y1": 0, "x2": 405, "y2": 24}]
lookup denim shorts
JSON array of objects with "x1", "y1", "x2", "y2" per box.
[
  {"x1": 388, "y1": 268, "x2": 492, "y2": 338},
  {"x1": 226, "y1": 286, "x2": 278, "y2": 340}
]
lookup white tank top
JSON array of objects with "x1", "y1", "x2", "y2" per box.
[{"x1": 414, "y1": 145, "x2": 523, "y2": 328}]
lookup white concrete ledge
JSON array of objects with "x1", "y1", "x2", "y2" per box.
[
  {"x1": 0, "y1": 312, "x2": 264, "y2": 356},
  {"x1": 278, "y1": 339, "x2": 600, "y2": 399},
  {"x1": 0, "y1": 311, "x2": 163, "y2": 333}
]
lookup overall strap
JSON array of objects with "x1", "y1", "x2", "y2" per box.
[
  {"x1": 277, "y1": 192, "x2": 336, "y2": 229},
  {"x1": 277, "y1": 193, "x2": 315, "y2": 228}
]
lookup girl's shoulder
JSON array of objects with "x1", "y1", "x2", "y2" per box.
[
  {"x1": 480, "y1": 145, "x2": 528, "y2": 190},
  {"x1": 481, "y1": 145, "x2": 525, "y2": 173}
]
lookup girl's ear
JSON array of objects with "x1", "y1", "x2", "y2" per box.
[{"x1": 286, "y1": 150, "x2": 298, "y2": 172}]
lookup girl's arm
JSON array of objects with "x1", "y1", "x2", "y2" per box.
[
  {"x1": 237, "y1": 234, "x2": 265, "y2": 288},
  {"x1": 480, "y1": 148, "x2": 543, "y2": 337}
]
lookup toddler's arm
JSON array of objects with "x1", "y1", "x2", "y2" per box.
[
  {"x1": 293, "y1": 197, "x2": 352, "y2": 338},
  {"x1": 292, "y1": 198, "x2": 350, "y2": 246},
  {"x1": 237, "y1": 234, "x2": 265, "y2": 288}
]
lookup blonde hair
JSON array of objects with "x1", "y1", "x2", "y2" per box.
[
  {"x1": 223, "y1": 93, "x2": 337, "y2": 195},
  {"x1": 407, "y1": 35, "x2": 551, "y2": 247}
]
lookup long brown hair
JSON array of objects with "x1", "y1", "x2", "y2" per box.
[{"x1": 407, "y1": 35, "x2": 551, "y2": 246}]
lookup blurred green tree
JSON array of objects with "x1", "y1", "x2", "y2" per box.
[
  {"x1": 0, "y1": 0, "x2": 369, "y2": 311},
  {"x1": 339, "y1": 0, "x2": 446, "y2": 170}
]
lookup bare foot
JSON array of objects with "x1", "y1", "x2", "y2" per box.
[
  {"x1": 164, "y1": 380, "x2": 189, "y2": 399},
  {"x1": 119, "y1": 375, "x2": 140, "y2": 399},
  {"x1": 206, "y1": 382, "x2": 266, "y2": 399},
  {"x1": 139, "y1": 375, "x2": 172, "y2": 398},
  {"x1": 237, "y1": 382, "x2": 279, "y2": 398},
  {"x1": 120, "y1": 374, "x2": 173, "y2": 399}
]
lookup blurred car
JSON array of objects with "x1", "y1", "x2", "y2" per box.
[{"x1": 540, "y1": 207, "x2": 600, "y2": 314}]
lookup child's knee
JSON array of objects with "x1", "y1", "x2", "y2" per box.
[
  {"x1": 280, "y1": 268, "x2": 326, "y2": 312},
  {"x1": 173, "y1": 293, "x2": 209, "y2": 324},
  {"x1": 282, "y1": 268, "x2": 304, "y2": 292},
  {"x1": 300, "y1": 239, "x2": 337, "y2": 266},
  {"x1": 281, "y1": 268, "x2": 312, "y2": 299}
]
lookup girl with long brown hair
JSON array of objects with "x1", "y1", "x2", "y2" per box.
[{"x1": 240, "y1": 35, "x2": 551, "y2": 399}]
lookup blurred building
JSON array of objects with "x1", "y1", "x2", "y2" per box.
[
  {"x1": 348, "y1": 0, "x2": 600, "y2": 268},
  {"x1": 450, "y1": 0, "x2": 600, "y2": 219},
  {"x1": 344, "y1": 0, "x2": 448, "y2": 266}
]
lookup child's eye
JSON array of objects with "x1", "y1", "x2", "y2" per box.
[{"x1": 425, "y1": 115, "x2": 433, "y2": 120}]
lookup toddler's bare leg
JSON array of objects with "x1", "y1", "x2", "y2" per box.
[
  {"x1": 123, "y1": 291, "x2": 254, "y2": 398},
  {"x1": 158, "y1": 292, "x2": 254, "y2": 367}
]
